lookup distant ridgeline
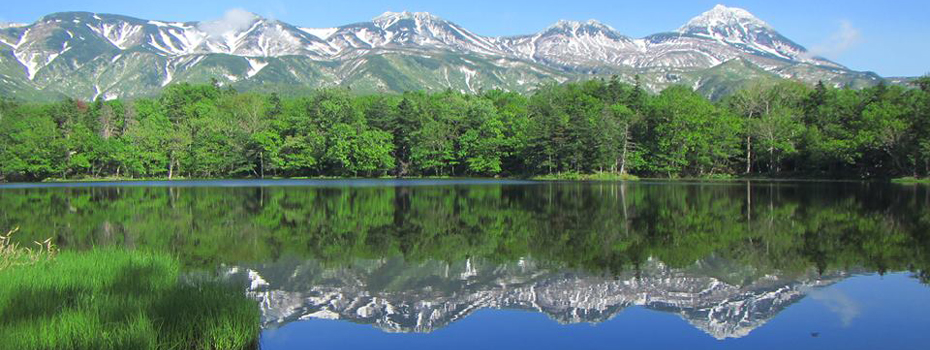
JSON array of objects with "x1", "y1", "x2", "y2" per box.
[
  {"x1": 2, "y1": 182, "x2": 929, "y2": 281},
  {"x1": 1, "y1": 77, "x2": 930, "y2": 181},
  {"x1": 0, "y1": 6, "x2": 887, "y2": 101}
]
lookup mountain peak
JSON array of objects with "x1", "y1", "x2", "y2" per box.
[
  {"x1": 0, "y1": 22, "x2": 27, "y2": 29},
  {"x1": 672, "y1": 5, "x2": 818, "y2": 63},
  {"x1": 551, "y1": 19, "x2": 614, "y2": 30},
  {"x1": 679, "y1": 4, "x2": 769, "y2": 32},
  {"x1": 373, "y1": 11, "x2": 444, "y2": 27}
]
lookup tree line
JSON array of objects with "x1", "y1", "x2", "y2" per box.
[{"x1": 1, "y1": 76, "x2": 929, "y2": 181}]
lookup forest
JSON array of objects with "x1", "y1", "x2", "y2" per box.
[{"x1": 1, "y1": 76, "x2": 929, "y2": 181}]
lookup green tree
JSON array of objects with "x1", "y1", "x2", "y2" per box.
[
  {"x1": 0, "y1": 105, "x2": 67, "y2": 180},
  {"x1": 459, "y1": 99, "x2": 505, "y2": 175},
  {"x1": 645, "y1": 86, "x2": 740, "y2": 177}
]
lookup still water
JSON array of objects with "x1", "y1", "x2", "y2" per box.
[{"x1": 1, "y1": 180, "x2": 928, "y2": 349}]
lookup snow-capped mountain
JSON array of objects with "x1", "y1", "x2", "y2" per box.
[
  {"x1": 148, "y1": 17, "x2": 335, "y2": 58},
  {"x1": 497, "y1": 20, "x2": 643, "y2": 69},
  {"x1": 326, "y1": 11, "x2": 504, "y2": 56},
  {"x1": 675, "y1": 4, "x2": 831, "y2": 66},
  {"x1": 0, "y1": 5, "x2": 884, "y2": 101},
  {"x1": 224, "y1": 257, "x2": 845, "y2": 339}
]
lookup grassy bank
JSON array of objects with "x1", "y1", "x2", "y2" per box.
[
  {"x1": 893, "y1": 177, "x2": 930, "y2": 184},
  {"x1": 35, "y1": 175, "x2": 464, "y2": 183},
  {"x1": 12, "y1": 173, "x2": 891, "y2": 184},
  {"x1": 0, "y1": 248, "x2": 259, "y2": 350},
  {"x1": 531, "y1": 172, "x2": 640, "y2": 181}
]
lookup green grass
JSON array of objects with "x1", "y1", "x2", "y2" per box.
[
  {"x1": 531, "y1": 172, "x2": 640, "y2": 181},
  {"x1": 892, "y1": 177, "x2": 930, "y2": 184},
  {"x1": 0, "y1": 249, "x2": 260, "y2": 350},
  {"x1": 40, "y1": 176, "x2": 189, "y2": 183}
]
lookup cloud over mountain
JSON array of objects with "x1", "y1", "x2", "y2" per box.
[
  {"x1": 198, "y1": 8, "x2": 258, "y2": 38},
  {"x1": 807, "y1": 20, "x2": 861, "y2": 59}
]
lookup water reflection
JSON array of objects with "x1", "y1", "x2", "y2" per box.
[
  {"x1": 1, "y1": 180, "x2": 929, "y2": 345},
  {"x1": 808, "y1": 288, "x2": 860, "y2": 327},
  {"x1": 227, "y1": 256, "x2": 846, "y2": 339}
]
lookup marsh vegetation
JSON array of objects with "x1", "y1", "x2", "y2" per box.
[{"x1": 0, "y1": 246, "x2": 259, "y2": 350}]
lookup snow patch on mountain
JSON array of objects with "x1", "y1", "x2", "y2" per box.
[
  {"x1": 246, "y1": 58, "x2": 268, "y2": 78},
  {"x1": 299, "y1": 27, "x2": 338, "y2": 40},
  {"x1": 2, "y1": 27, "x2": 30, "y2": 52},
  {"x1": 680, "y1": 4, "x2": 771, "y2": 32},
  {"x1": 159, "y1": 56, "x2": 206, "y2": 87},
  {"x1": 87, "y1": 22, "x2": 144, "y2": 50},
  {"x1": 549, "y1": 19, "x2": 618, "y2": 33},
  {"x1": 460, "y1": 66, "x2": 478, "y2": 93},
  {"x1": 373, "y1": 11, "x2": 439, "y2": 28},
  {"x1": 148, "y1": 24, "x2": 207, "y2": 56},
  {"x1": 14, "y1": 47, "x2": 47, "y2": 80},
  {"x1": 161, "y1": 60, "x2": 174, "y2": 86}
]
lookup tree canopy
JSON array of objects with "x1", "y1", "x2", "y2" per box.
[{"x1": 2, "y1": 77, "x2": 929, "y2": 181}]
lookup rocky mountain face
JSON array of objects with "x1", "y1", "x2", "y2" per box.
[
  {"x1": 224, "y1": 257, "x2": 844, "y2": 339},
  {"x1": 0, "y1": 5, "x2": 883, "y2": 101}
]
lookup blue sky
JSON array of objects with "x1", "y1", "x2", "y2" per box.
[{"x1": 2, "y1": 0, "x2": 927, "y2": 77}]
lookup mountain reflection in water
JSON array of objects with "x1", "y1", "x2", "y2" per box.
[
  {"x1": 227, "y1": 256, "x2": 845, "y2": 339},
  {"x1": 1, "y1": 180, "x2": 928, "y2": 347}
]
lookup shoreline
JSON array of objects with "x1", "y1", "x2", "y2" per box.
[{"x1": 0, "y1": 175, "x2": 920, "y2": 187}]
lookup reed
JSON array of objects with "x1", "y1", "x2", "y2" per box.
[{"x1": 0, "y1": 227, "x2": 57, "y2": 270}]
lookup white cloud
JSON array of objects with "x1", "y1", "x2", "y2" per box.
[
  {"x1": 198, "y1": 8, "x2": 258, "y2": 38},
  {"x1": 809, "y1": 288, "x2": 860, "y2": 327},
  {"x1": 806, "y1": 20, "x2": 861, "y2": 59}
]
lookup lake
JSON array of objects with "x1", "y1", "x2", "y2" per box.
[{"x1": 1, "y1": 180, "x2": 928, "y2": 349}]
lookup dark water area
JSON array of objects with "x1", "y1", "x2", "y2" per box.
[{"x1": 1, "y1": 180, "x2": 929, "y2": 349}]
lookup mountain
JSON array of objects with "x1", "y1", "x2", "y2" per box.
[
  {"x1": 223, "y1": 256, "x2": 845, "y2": 339},
  {"x1": 496, "y1": 20, "x2": 641, "y2": 69},
  {"x1": 676, "y1": 4, "x2": 820, "y2": 65},
  {"x1": 0, "y1": 5, "x2": 885, "y2": 101}
]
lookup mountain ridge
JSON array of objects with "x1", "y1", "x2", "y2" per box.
[{"x1": 0, "y1": 5, "x2": 886, "y2": 101}]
